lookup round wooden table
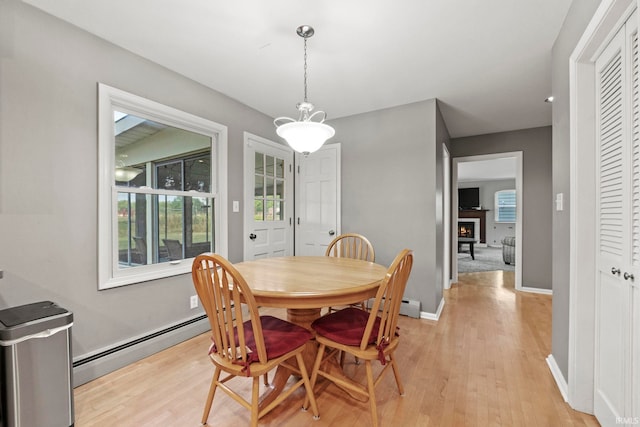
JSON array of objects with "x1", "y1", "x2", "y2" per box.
[
  {"x1": 234, "y1": 256, "x2": 387, "y2": 329},
  {"x1": 233, "y1": 256, "x2": 388, "y2": 407}
]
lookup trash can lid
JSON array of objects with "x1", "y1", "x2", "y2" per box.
[{"x1": 0, "y1": 301, "x2": 69, "y2": 328}]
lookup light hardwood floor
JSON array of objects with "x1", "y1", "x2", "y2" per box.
[{"x1": 73, "y1": 271, "x2": 599, "y2": 426}]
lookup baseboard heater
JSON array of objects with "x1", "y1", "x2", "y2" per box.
[
  {"x1": 72, "y1": 314, "x2": 207, "y2": 368},
  {"x1": 366, "y1": 298, "x2": 421, "y2": 319}
]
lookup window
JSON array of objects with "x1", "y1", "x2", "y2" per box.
[
  {"x1": 98, "y1": 84, "x2": 228, "y2": 289},
  {"x1": 494, "y1": 189, "x2": 516, "y2": 223},
  {"x1": 254, "y1": 152, "x2": 286, "y2": 221}
]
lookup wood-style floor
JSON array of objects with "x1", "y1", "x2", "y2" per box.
[{"x1": 73, "y1": 271, "x2": 599, "y2": 426}]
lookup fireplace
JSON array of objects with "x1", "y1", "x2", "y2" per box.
[
  {"x1": 458, "y1": 210, "x2": 486, "y2": 243},
  {"x1": 458, "y1": 222, "x2": 475, "y2": 238},
  {"x1": 457, "y1": 218, "x2": 481, "y2": 242}
]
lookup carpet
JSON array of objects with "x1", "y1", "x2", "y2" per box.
[{"x1": 457, "y1": 246, "x2": 515, "y2": 273}]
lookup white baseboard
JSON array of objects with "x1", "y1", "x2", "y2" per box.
[
  {"x1": 521, "y1": 286, "x2": 553, "y2": 295},
  {"x1": 421, "y1": 297, "x2": 445, "y2": 321},
  {"x1": 546, "y1": 354, "x2": 568, "y2": 402}
]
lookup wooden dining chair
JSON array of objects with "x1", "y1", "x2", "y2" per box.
[
  {"x1": 305, "y1": 249, "x2": 413, "y2": 427},
  {"x1": 326, "y1": 233, "x2": 375, "y2": 312},
  {"x1": 192, "y1": 253, "x2": 320, "y2": 427},
  {"x1": 325, "y1": 232, "x2": 375, "y2": 262}
]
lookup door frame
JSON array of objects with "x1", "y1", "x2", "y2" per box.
[
  {"x1": 568, "y1": 0, "x2": 637, "y2": 414},
  {"x1": 242, "y1": 132, "x2": 294, "y2": 261},
  {"x1": 451, "y1": 152, "x2": 523, "y2": 290},
  {"x1": 443, "y1": 144, "x2": 452, "y2": 290}
]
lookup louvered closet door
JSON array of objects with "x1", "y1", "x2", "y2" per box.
[
  {"x1": 629, "y1": 17, "x2": 640, "y2": 421},
  {"x1": 594, "y1": 10, "x2": 639, "y2": 426}
]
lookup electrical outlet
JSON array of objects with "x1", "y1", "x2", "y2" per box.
[{"x1": 190, "y1": 295, "x2": 198, "y2": 309}]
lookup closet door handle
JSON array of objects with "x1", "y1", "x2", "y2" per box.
[
  {"x1": 611, "y1": 267, "x2": 621, "y2": 275},
  {"x1": 624, "y1": 272, "x2": 634, "y2": 281}
]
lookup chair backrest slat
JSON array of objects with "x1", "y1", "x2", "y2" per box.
[
  {"x1": 361, "y1": 249, "x2": 413, "y2": 351},
  {"x1": 192, "y1": 253, "x2": 267, "y2": 364},
  {"x1": 325, "y1": 233, "x2": 375, "y2": 262}
]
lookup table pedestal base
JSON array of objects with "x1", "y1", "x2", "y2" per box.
[
  {"x1": 257, "y1": 308, "x2": 368, "y2": 412},
  {"x1": 287, "y1": 308, "x2": 321, "y2": 331}
]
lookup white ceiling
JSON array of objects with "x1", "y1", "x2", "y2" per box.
[{"x1": 22, "y1": 0, "x2": 570, "y2": 138}]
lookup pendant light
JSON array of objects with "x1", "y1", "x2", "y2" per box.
[{"x1": 274, "y1": 25, "x2": 335, "y2": 155}]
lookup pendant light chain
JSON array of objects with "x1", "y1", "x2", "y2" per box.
[{"x1": 303, "y1": 37, "x2": 308, "y2": 104}]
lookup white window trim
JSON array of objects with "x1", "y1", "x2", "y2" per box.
[{"x1": 98, "y1": 83, "x2": 228, "y2": 290}]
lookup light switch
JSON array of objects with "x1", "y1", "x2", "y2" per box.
[
  {"x1": 555, "y1": 193, "x2": 563, "y2": 211},
  {"x1": 233, "y1": 201, "x2": 240, "y2": 212}
]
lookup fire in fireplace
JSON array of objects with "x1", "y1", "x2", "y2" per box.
[{"x1": 458, "y1": 222, "x2": 475, "y2": 238}]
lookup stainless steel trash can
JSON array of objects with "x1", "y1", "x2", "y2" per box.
[{"x1": 0, "y1": 301, "x2": 74, "y2": 427}]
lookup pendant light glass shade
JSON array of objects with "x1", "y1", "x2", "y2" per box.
[
  {"x1": 276, "y1": 120, "x2": 335, "y2": 155},
  {"x1": 274, "y1": 25, "x2": 334, "y2": 155}
]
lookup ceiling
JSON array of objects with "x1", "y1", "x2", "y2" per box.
[{"x1": 22, "y1": 0, "x2": 570, "y2": 138}]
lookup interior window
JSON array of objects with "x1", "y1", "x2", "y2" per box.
[{"x1": 98, "y1": 84, "x2": 228, "y2": 289}]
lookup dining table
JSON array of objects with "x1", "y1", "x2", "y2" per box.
[{"x1": 233, "y1": 255, "x2": 388, "y2": 409}]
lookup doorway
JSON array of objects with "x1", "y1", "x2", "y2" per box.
[{"x1": 452, "y1": 152, "x2": 523, "y2": 290}]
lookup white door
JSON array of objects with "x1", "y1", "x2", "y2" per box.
[
  {"x1": 243, "y1": 133, "x2": 294, "y2": 260},
  {"x1": 594, "y1": 12, "x2": 639, "y2": 426},
  {"x1": 295, "y1": 143, "x2": 341, "y2": 256},
  {"x1": 627, "y1": 17, "x2": 640, "y2": 421}
]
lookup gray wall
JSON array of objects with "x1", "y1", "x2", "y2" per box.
[
  {"x1": 450, "y1": 126, "x2": 552, "y2": 289},
  {"x1": 329, "y1": 99, "x2": 450, "y2": 314},
  {"x1": 459, "y1": 179, "x2": 517, "y2": 246},
  {"x1": 0, "y1": 0, "x2": 277, "y2": 379},
  {"x1": 550, "y1": 0, "x2": 602, "y2": 381}
]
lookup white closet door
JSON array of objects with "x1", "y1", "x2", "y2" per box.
[
  {"x1": 629, "y1": 18, "x2": 640, "y2": 420},
  {"x1": 594, "y1": 10, "x2": 638, "y2": 426}
]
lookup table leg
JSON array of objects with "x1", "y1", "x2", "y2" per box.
[
  {"x1": 470, "y1": 242, "x2": 475, "y2": 260},
  {"x1": 258, "y1": 363, "x2": 291, "y2": 410},
  {"x1": 257, "y1": 308, "x2": 320, "y2": 411},
  {"x1": 258, "y1": 307, "x2": 368, "y2": 411},
  {"x1": 289, "y1": 308, "x2": 368, "y2": 403}
]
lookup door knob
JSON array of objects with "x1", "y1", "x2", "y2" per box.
[
  {"x1": 624, "y1": 272, "x2": 634, "y2": 281},
  {"x1": 611, "y1": 267, "x2": 621, "y2": 275},
  {"x1": 328, "y1": 230, "x2": 335, "y2": 236},
  {"x1": 249, "y1": 233, "x2": 257, "y2": 241}
]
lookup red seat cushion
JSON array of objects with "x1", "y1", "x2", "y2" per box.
[
  {"x1": 211, "y1": 315, "x2": 312, "y2": 372},
  {"x1": 311, "y1": 307, "x2": 381, "y2": 346},
  {"x1": 251, "y1": 315, "x2": 312, "y2": 360}
]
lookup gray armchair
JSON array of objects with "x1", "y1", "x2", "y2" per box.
[{"x1": 501, "y1": 236, "x2": 515, "y2": 265}]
